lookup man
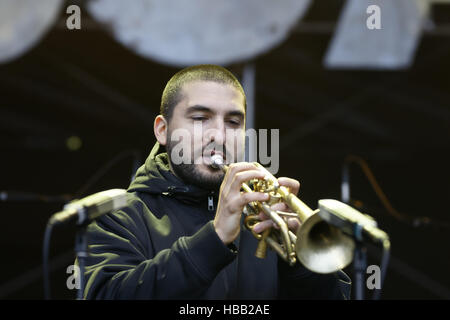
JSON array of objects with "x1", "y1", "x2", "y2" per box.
[{"x1": 82, "y1": 64, "x2": 351, "y2": 299}]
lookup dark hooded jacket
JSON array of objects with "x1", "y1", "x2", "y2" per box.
[{"x1": 82, "y1": 143, "x2": 351, "y2": 299}]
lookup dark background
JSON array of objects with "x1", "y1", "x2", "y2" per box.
[{"x1": 0, "y1": 1, "x2": 449, "y2": 299}]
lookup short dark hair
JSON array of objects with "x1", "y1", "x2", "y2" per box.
[{"x1": 160, "y1": 64, "x2": 246, "y2": 121}]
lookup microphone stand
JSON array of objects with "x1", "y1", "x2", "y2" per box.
[
  {"x1": 341, "y1": 159, "x2": 392, "y2": 300},
  {"x1": 74, "y1": 207, "x2": 89, "y2": 300},
  {"x1": 342, "y1": 161, "x2": 367, "y2": 300},
  {"x1": 353, "y1": 226, "x2": 367, "y2": 300}
]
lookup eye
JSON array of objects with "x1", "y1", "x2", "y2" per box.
[
  {"x1": 191, "y1": 116, "x2": 207, "y2": 121},
  {"x1": 227, "y1": 119, "x2": 241, "y2": 126}
]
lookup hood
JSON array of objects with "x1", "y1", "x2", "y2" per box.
[{"x1": 128, "y1": 142, "x2": 218, "y2": 205}]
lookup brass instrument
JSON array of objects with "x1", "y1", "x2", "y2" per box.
[{"x1": 211, "y1": 155, "x2": 356, "y2": 274}]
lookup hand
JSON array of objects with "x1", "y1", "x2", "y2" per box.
[
  {"x1": 213, "y1": 163, "x2": 270, "y2": 244},
  {"x1": 252, "y1": 177, "x2": 301, "y2": 234}
]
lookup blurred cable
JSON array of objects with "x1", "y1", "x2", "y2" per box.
[
  {"x1": 73, "y1": 149, "x2": 141, "y2": 198},
  {"x1": 1, "y1": 149, "x2": 141, "y2": 204},
  {"x1": 343, "y1": 154, "x2": 450, "y2": 230},
  {"x1": 0, "y1": 191, "x2": 71, "y2": 203}
]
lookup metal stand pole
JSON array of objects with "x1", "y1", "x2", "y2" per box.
[
  {"x1": 353, "y1": 241, "x2": 367, "y2": 300},
  {"x1": 242, "y1": 62, "x2": 256, "y2": 163}
]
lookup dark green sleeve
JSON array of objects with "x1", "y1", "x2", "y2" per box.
[{"x1": 81, "y1": 204, "x2": 236, "y2": 299}]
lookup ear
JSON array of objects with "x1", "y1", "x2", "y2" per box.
[{"x1": 154, "y1": 115, "x2": 168, "y2": 146}]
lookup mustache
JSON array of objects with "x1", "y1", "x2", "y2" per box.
[{"x1": 202, "y1": 143, "x2": 232, "y2": 161}]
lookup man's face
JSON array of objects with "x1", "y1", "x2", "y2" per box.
[{"x1": 165, "y1": 80, "x2": 246, "y2": 190}]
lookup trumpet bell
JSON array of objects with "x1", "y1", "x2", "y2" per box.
[{"x1": 295, "y1": 213, "x2": 355, "y2": 274}]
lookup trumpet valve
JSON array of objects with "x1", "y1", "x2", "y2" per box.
[{"x1": 267, "y1": 193, "x2": 282, "y2": 205}]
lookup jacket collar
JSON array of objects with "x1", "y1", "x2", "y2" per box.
[{"x1": 128, "y1": 142, "x2": 219, "y2": 206}]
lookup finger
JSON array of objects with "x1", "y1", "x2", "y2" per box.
[
  {"x1": 269, "y1": 202, "x2": 289, "y2": 212},
  {"x1": 277, "y1": 177, "x2": 300, "y2": 195},
  {"x1": 240, "y1": 192, "x2": 269, "y2": 207},
  {"x1": 258, "y1": 211, "x2": 270, "y2": 220},
  {"x1": 287, "y1": 218, "x2": 301, "y2": 233},
  {"x1": 226, "y1": 162, "x2": 258, "y2": 179},
  {"x1": 231, "y1": 170, "x2": 267, "y2": 192},
  {"x1": 221, "y1": 162, "x2": 259, "y2": 193},
  {"x1": 252, "y1": 219, "x2": 276, "y2": 233},
  {"x1": 252, "y1": 162, "x2": 273, "y2": 177}
]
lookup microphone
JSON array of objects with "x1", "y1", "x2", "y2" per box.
[
  {"x1": 318, "y1": 199, "x2": 389, "y2": 244},
  {"x1": 49, "y1": 189, "x2": 128, "y2": 226}
]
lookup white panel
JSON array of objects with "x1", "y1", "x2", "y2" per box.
[
  {"x1": 324, "y1": 0, "x2": 429, "y2": 70},
  {"x1": 0, "y1": 0, "x2": 63, "y2": 64},
  {"x1": 87, "y1": 0, "x2": 311, "y2": 66}
]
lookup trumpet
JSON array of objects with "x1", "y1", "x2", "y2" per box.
[{"x1": 211, "y1": 155, "x2": 356, "y2": 274}]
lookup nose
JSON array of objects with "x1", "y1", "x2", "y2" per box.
[{"x1": 206, "y1": 118, "x2": 226, "y2": 146}]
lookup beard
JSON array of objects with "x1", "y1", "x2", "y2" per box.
[
  {"x1": 171, "y1": 162, "x2": 224, "y2": 191},
  {"x1": 166, "y1": 138, "x2": 225, "y2": 191}
]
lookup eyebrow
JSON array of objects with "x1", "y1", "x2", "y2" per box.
[
  {"x1": 186, "y1": 105, "x2": 213, "y2": 114},
  {"x1": 186, "y1": 105, "x2": 245, "y2": 119}
]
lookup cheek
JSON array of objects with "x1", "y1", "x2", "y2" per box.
[
  {"x1": 226, "y1": 131, "x2": 245, "y2": 154},
  {"x1": 229, "y1": 131, "x2": 245, "y2": 147}
]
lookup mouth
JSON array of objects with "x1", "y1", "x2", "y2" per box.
[
  {"x1": 201, "y1": 149, "x2": 226, "y2": 170},
  {"x1": 210, "y1": 150, "x2": 225, "y2": 160}
]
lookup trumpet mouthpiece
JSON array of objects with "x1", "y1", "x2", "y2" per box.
[{"x1": 211, "y1": 154, "x2": 224, "y2": 169}]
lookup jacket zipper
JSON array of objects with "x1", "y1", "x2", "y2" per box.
[{"x1": 207, "y1": 195, "x2": 214, "y2": 211}]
